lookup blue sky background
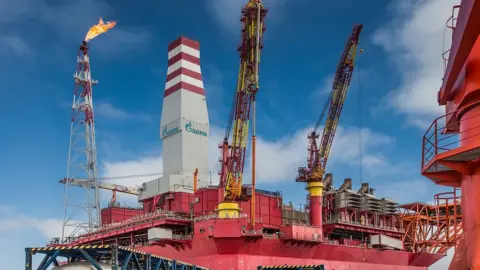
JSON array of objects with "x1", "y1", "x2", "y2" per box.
[{"x1": 0, "y1": 0, "x2": 459, "y2": 268}]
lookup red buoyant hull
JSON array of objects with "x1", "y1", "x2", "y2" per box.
[
  {"x1": 138, "y1": 217, "x2": 443, "y2": 269},
  {"x1": 137, "y1": 237, "x2": 444, "y2": 269}
]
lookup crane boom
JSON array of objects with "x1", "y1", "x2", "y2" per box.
[
  {"x1": 317, "y1": 24, "x2": 362, "y2": 174},
  {"x1": 60, "y1": 178, "x2": 139, "y2": 195},
  {"x1": 296, "y1": 24, "x2": 362, "y2": 228},
  {"x1": 297, "y1": 24, "x2": 362, "y2": 183},
  {"x1": 219, "y1": 0, "x2": 267, "y2": 202}
]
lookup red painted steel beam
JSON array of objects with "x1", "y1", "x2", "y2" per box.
[{"x1": 439, "y1": 0, "x2": 480, "y2": 104}]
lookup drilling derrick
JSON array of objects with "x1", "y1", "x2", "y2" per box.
[
  {"x1": 61, "y1": 18, "x2": 116, "y2": 242},
  {"x1": 217, "y1": 0, "x2": 267, "y2": 220},
  {"x1": 420, "y1": 1, "x2": 480, "y2": 269},
  {"x1": 297, "y1": 24, "x2": 362, "y2": 227}
]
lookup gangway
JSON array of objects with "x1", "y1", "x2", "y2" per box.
[{"x1": 25, "y1": 244, "x2": 209, "y2": 270}]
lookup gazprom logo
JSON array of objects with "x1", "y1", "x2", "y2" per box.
[
  {"x1": 185, "y1": 121, "x2": 207, "y2": 137},
  {"x1": 162, "y1": 126, "x2": 179, "y2": 138}
]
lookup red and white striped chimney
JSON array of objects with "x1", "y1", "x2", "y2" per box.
[
  {"x1": 165, "y1": 37, "x2": 205, "y2": 98},
  {"x1": 158, "y1": 36, "x2": 210, "y2": 195}
]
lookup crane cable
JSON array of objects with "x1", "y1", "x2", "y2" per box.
[
  {"x1": 358, "y1": 66, "x2": 363, "y2": 184},
  {"x1": 314, "y1": 88, "x2": 334, "y2": 133},
  {"x1": 97, "y1": 172, "x2": 163, "y2": 181}
]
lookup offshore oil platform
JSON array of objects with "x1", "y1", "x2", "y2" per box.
[{"x1": 25, "y1": 0, "x2": 480, "y2": 269}]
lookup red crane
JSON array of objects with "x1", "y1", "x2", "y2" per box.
[
  {"x1": 420, "y1": 1, "x2": 480, "y2": 269},
  {"x1": 297, "y1": 24, "x2": 362, "y2": 227},
  {"x1": 217, "y1": 0, "x2": 268, "y2": 224}
]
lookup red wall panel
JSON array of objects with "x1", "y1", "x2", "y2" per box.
[{"x1": 101, "y1": 207, "x2": 143, "y2": 225}]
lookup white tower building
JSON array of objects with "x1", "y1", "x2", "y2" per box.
[{"x1": 139, "y1": 37, "x2": 209, "y2": 200}]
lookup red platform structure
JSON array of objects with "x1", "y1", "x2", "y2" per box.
[
  {"x1": 46, "y1": 1, "x2": 461, "y2": 269},
  {"x1": 421, "y1": 0, "x2": 480, "y2": 269},
  {"x1": 54, "y1": 182, "x2": 447, "y2": 269},
  {"x1": 400, "y1": 189, "x2": 462, "y2": 254}
]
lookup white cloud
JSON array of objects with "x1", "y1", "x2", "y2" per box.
[
  {"x1": 101, "y1": 124, "x2": 394, "y2": 196},
  {"x1": 0, "y1": 206, "x2": 67, "y2": 241},
  {"x1": 246, "y1": 126, "x2": 394, "y2": 183},
  {"x1": 313, "y1": 74, "x2": 334, "y2": 98},
  {"x1": 371, "y1": 0, "x2": 459, "y2": 127},
  {"x1": 95, "y1": 102, "x2": 152, "y2": 122},
  {"x1": 0, "y1": 206, "x2": 82, "y2": 269},
  {"x1": 100, "y1": 127, "x2": 225, "y2": 202},
  {"x1": 0, "y1": 216, "x2": 63, "y2": 240},
  {"x1": 375, "y1": 179, "x2": 432, "y2": 203},
  {"x1": 101, "y1": 156, "x2": 164, "y2": 203}
]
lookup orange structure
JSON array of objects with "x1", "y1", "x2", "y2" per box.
[
  {"x1": 400, "y1": 189, "x2": 462, "y2": 254},
  {"x1": 421, "y1": 0, "x2": 480, "y2": 269}
]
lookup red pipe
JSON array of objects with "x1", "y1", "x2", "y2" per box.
[
  {"x1": 307, "y1": 181, "x2": 323, "y2": 227},
  {"x1": 458, "y1": 105, "x2": 480, "y2": 268},
  {"x1": 309, "y1": 195, "x2": 322, "y2": 227}
]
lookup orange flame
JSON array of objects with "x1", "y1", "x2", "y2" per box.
[{"x1": 84, "y1": 18, "x2": 116, "y2": 42}]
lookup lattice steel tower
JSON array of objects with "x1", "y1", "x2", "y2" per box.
[{"x1": 61, "y1": 41, "x2": 101, "y2": 242}]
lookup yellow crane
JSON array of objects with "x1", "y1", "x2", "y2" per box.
[{"x1": 217, "y1": 0, "x2": 268, "y2": 226}]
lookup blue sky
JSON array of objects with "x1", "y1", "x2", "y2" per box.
[{"x1": 0, "y1": 0, "x2": 459, "y2": 268}]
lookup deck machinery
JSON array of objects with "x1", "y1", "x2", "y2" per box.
[{"x1": 40, "y1": 0, "x2": 465, "y2": 269}]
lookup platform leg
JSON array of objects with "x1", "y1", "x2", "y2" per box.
[
  {"x1": 132, "y1": 253, "x2": 142, "y2": 269},
  {"x1": 154, "y1": 259, "x2": 161, "y2": 270},
  {"x1": 144, "y1": 255, "x2": 150, "y2": 270},
  {"x1": 38, "y1": 250, "x2": 59, "y2": 270},
  {"x1": 112, "y1": 246, "x2": 119, "y2": 270},
  {"x1": 121, "y1": 252, "x2": 133, "y2": 270},
  {"x1": 25, "y1": 248, "x2": 32, "y2": 270},
  {"x1": 79, "y1": 249, "x2": 103, "y2": 270}
]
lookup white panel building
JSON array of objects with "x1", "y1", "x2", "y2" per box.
[{"x1": 139, "y1": 37, "x2": 210, "y2": 200}]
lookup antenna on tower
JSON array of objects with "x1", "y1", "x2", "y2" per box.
[{"x1": 61, "y1": 18, "x2": 116, "y2": 243}]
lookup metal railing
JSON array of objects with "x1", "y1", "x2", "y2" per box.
[
  {"x1": 57, "y1": 210, "x2": 193, "y2": 243},
  {"x1": 442, "y1": 5, "x2": 461, "y2": 73},
  {"x1": 422, "y1": 102, "x2": 480, "y2": 171},
  {"x1": 324, "y1": 220, "x2": 403, "y2": 233},
  {"x1": 194, "y1": 212, "x2": 249, "y2": 221}
]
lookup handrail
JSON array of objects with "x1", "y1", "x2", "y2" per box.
[
  {"x1": 442, "y1": 5, "x2": 461, "y2": 73},
  {"x1": 421, "y1": 100, "x2": 480, "y2": 171}
]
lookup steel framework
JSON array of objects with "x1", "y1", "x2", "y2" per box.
[
  {"x1": 62, "y1": 41, "x2": 101, "y2": 241},
  {"x1": 430, "y1": 189, "x2": 462, "y2": 253},
  {"x1": 25, "y1": 244, "x2": 209, "y2": 270},
  {"x1": 400, "y1": 189, "x2": 462, "y2": 254}
]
